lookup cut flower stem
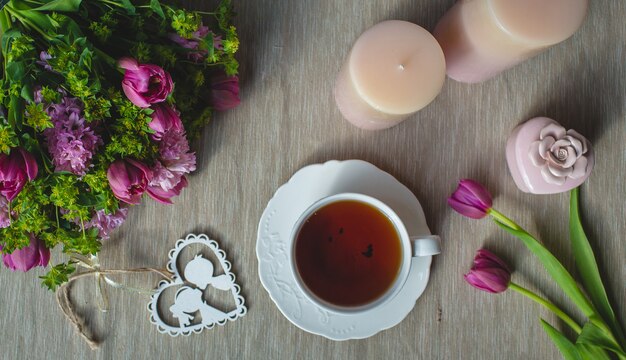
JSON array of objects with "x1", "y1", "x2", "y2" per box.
[{"x1": 509, "y1": 282, "x2": 582, "y2": 334}]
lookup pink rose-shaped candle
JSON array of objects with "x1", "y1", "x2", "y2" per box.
[
  {"x1": 2, "y1": 234, "x2": 50, "y2": 272},
  {"x1": 107, "y1": 159, "x2": 153, "y2": 204},
  {"x1": 0, "y1": 147, "x2": 38, "y2": 201},
  {"x1": 529, "y1": 123, "x2": 590, "y2": 186},
  {"x1": 464, "y1": 249, "x2": 511, "y2": 294},
  {"x1": 149, "y1": 105, "x2": 183, "y2": 141},
  {"x1": 210, "y1": 74, "x2": 240, "y2": 111},
  {"x1": 119, "y1": 58, "x2": 173, "y2": 108},
  {"x1": 448, "y1": 179, "x2": 493, "y2": 219}
]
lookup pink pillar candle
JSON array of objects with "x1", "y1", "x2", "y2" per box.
[
  {"x1": 433, "y1": 0, "x2": 588, "y2": 83},
  {"x1": 334, "y1": 20, "x2": 446, "y2": 130}
]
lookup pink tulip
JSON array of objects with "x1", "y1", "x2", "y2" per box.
[
  {"x1": 210, "y1": 74, "x2": 240, "y2": 111},
  {"x1": 118, "y1": 58, "x2": 173, "y2": 108},
  {"x1": 2, "y1": 234, "x2": 50, "y2": 272},
  {"x1": 149, "y1": 104, "x2": 183, "y2": 141},
  {"x1": 0, "y1": 147, "x2": 38, "y2": 201},
  {"x1": 448, "y1": 179, "x2": 493, "y2": 219},
  {"x1": 464, "y1": 249, "x2": 511, "y2": 294},
  {"x1": 107, "y1": 159, "x2": 152, "y2": 204}
]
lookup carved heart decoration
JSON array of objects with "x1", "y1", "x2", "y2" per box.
[
  {"x1": 506, "y1": 117, "x2": 594, "y2": 194},
  {"x1": 147, "y1": 234, "x2": 247, "y2": 336}
]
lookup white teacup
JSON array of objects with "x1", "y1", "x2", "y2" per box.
[{"x1": 289, "y1": 193, "x2": 441, "y2": 314}]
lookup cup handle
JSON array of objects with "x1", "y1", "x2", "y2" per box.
[{"x1": 410, "y1": 235, "x2": 441, "y2": 257}]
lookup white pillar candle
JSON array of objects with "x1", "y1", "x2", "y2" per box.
[
  {"x1": 433, "y1": 0, "x2": 588, "y2": 83},
  {"x1": 334, "y1": 20, "x2": 446, "y2": 130}
]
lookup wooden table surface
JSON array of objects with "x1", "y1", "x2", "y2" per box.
[{"x1": 1, "y1": 0, "x2": 625, "y2": 359}]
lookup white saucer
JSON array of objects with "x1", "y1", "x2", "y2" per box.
[{"x1": 256, "y1": 160, "x2": 435, "y2": 340}]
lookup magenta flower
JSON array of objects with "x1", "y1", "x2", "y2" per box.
[
  {"x1": 210, "y1": 74, "x2": 240, "y2": 111},
  {"x1": 464, "y1": 249, "x2": 511, "y2": 294},
  {"x1": 118, "y1": 58, "x2": 173, "y2": 108},
  {"x1": 0, "y1": 147, "x2": 38, "y2": 201},
  {"x1": 448, "y1": 179, "x2": 493, "y2": 219},
  {"x1": 149, "y1": 104, "x2": 183, "y2": 141},
  {"x1": 2, "y1": 234, "x2": 50, "y2": 272},
  {"x1": 147, "y1": 172, "x2": 188, "y2": 204},
  {"x1": 107, "y1": 159, "x2": 152, "y2": 205}
]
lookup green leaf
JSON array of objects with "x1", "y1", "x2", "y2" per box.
[
  {"x1": 575, "y1": 343, "x2": 612, "y2": 360},
  {"x1": 577, "y1": 319, "x2": 626, "y2": 358},
  {"x1": 40, "y1": 262, "x2": 76, "y2": 291},
  {"x1": 540, "y1": 319, "x2": 582, "y2": 360},
  {"x1": 150, "y1": 0, "x2": 165, "y2": 18},
  {"x1": 33, "y1": 0, "x2": 83, "y2": 12},
  {"x1": 494, "y1": 220, "x2": 595, "y2": 318},
  {"x1": 8, "y1": 95, "x2": 23, "y2": 131},
  {"x1": 6, "y1": 61, "x2": 25, "y2": 81},
  {"x1": 20, "y1": 82, "x2": 34, "y2": 103},
  {"x1": 119, "y1": 0, "x2": 136, "y2": 15},
  {"x1": 570, "y1": 187, "x2": 626, "y2": 347}
]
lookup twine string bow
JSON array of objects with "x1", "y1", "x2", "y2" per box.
[{"x1": 55, "y1": 255, "x2": 172, "y2": 350}]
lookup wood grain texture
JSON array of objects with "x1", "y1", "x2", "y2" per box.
[{"x1": 1, "y1": 0, "x2": 625, "y2": 359}]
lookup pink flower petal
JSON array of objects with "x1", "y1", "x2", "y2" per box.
[
  {"x1": 566, "y1": 129, "x2": 588, "y2": 154},
  {"x1": 541, "y1": 166, "x2": 566, "y2": 185},
  {"x1": 548, "y1": 162, "x2": 573, "y2": 177},
  {"x1": 538, "y1": 137, "x2": 555, "y2": 158},
  {"x1": 118, "y1": 57, "x2": 139, "y2": 71},
  {"x1": 570, "y1": 156, "x2": 588, "y2": 179},
  {"x1": 540, "y1": 123, "x2": 566, "y2": 140}
]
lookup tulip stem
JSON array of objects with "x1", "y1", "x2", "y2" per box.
[
  {"x1": 509, "y1": 282, "x2": 582, "y2": 334},
  {"x1": 489, "y1": 209, "x2": 521, "y2": 231}
]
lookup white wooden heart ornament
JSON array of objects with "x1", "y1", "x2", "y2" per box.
[{"x1": 147, "y1": 234, "x2": 247, "y2": 336}]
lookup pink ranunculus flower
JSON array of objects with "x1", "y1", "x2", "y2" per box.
[
  {"x1": 147, "y1": 173, "x2": 188, "y2": 205},
  {"x1": 210, "y1": 73, "x2": 240, "y2": 111},
  {"x1": 0, "y1": 147, "x2": 38, "y2": 201},
  {"x1": 2, "y1": 234, "x2": 50, "y2": 272},
  {"x1": 149, "y1": 104, "x2": 183, "y2": 141},
  {"x1": 447, "y1": 179, "x2": 493, "y2": 219},
  {"x1": 118, "y1": 58, "x2": 174, "y2": 108},
  {"x1": 107, "y1": 158, "x2": 153, "y2": 205},
  {"x1": 464, "y1": 249, "x2": 511, "y2": 294}
]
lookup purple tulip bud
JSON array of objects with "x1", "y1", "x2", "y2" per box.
[
  {"x1": 447, "y1": 179, "x2": 493, "y2": 219},
  {"x1": 464, "y1": 249, "x2": 511, "y2": 294},
  {"x1": 118, "y1": 58, "x2": 173, "y2": 108},
  {"x1": 0, "y1": 147, "x2": 38, "y2": 201},
  {"x1": 210, "y1": 74, "x2": 240, "y2": 111},
  {"x1": 2, "y1": 234, "x2": 50, "y2": 272},
  {"x1": 107, "y1": 159, "x2": 152, "y2": 205},
  {"x1": 149, "y1": 104, "x2": 183, "y2": 141}
]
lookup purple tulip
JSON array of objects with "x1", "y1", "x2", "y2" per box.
[
  {"x1": 107, "y1": 159, "x2": 153, "y2": 204},
  {"x1": 448, "y1": 179, "x2": 493, "y2": 219},
  {"x1": 2, "y1": 234, "x2": 50, "y2": 272},
  {"x1": 0, "y1": 147, "x2": 38, "y2": 201},
  {"x1": 149, "y1": 104, "x2": 183, "y2": 141},
  {"x1": 118, "y1": 58, "x2": 173, "y2": 108},
  {"x1": 464, "y1": 249, "x2": 511, "y2": 294},
  {"x1": 210, "y1": 74, "x2": 240, "y2": 111}
]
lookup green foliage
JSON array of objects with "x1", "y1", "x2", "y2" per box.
[
  {"x1": 40, "y1": 262, "x2": 76, "y2": 291},
  {"x1": 169, "y1": 9, "x2": 201, "y2": 38},
  {"x1": 0, "y1": 124, "x2": 19, "y2": 154},
  {"x1": 25, "y1": 102, "x2": 53, "y2": 131}
]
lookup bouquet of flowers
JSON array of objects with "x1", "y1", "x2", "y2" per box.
[{"x1": 0, "y1": 0, "x2": 240, "y2": 289}]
